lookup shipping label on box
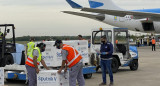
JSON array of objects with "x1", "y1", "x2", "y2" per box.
[
  {"x1": 37, "y1": 70, "x2": 69, "y2": 86},
  {"x1": 0, "y1": 67, "x2": 4, "y2": 85}
]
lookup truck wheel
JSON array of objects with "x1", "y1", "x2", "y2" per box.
[
  {"x1": 84, "y1": 73, "x2": 92, "y2": 79},
  {"x1": 20, "y1": 51, "x2": 25, "y2": 65},
  {"x1": 111, "y1": 57, "x2": 119, "y2": 73},
  {"x1": 1, "y1": 54, "x2": 14, "y2": 67},
  {"x1": 130, "y1": 60, "x2": 138, "y2": 71}
]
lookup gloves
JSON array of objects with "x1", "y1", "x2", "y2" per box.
[
  {"x1": 101, "y1": 52, "x2": 107, "y2": 55},
  {"x1": 96, "y1": 53, "x2": 100, "y2": 56}
]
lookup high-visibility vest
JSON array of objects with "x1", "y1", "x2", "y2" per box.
[
  {"x1": 116, "y1": 40, "x2": 118, "y2": 44},
  {"x1": 0, "y1": 32, "x2": 3, "y2": 40},
  {"x1": 27, "y1": 42, "x2": 35, "y2": 56},
  {"x1": 152, "y1": 39, "x2": 156, "y2": 44},
  {"x1": 62, "y1": 44, "x2": 82, "y2": 68},
  {"x1": 25, "y1": 47, "x2": 42, "y2": 67}
]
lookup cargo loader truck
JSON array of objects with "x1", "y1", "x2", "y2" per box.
[{"x1": 90, "y1": 28, "x2": 139, "y2": 73}]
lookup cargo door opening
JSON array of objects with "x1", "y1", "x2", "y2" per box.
[{"x1": 142, "y1": 22, "x2": 155, "y2": 31}]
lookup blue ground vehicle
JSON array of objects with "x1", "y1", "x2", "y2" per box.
[{"x1": 90, "y1": 28, "x2": 139, "y2": 73}]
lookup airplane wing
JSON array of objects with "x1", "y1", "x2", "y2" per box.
[
  {"x1": 65, "y1": 0, "x2": 160, "y2": 20},
  {"x1": 81, "y1": 8, "x2": 160, "y2": 20},
  {"x1": 63, "y1": 11, "x2": 105, "y2": 21}
]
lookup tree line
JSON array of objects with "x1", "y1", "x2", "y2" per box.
[
  {"x1": 14, "y1": 36, "x2": 91, "y2": 41},
  {"x1": 6, "y1": 34, "x2": 142, "y2": 41}
]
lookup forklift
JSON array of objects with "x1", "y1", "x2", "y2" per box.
[
  {"x1": 0, "y1": 24, "x2": 16, "y2": 67},
  {"x1": 90, "y1": 28, "x2": 139, "y2": 73}
]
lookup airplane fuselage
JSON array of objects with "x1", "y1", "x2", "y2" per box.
[
  {"x1": 102, "y1": 14, "x2": 160, "y2": 33},
  {"x1": 65, "y1": 0, "x2": 160, "y2": 33}
]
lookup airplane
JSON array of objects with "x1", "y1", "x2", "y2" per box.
[{"x1": 63, "y1": 0, "x2": 160, "y2": 33}]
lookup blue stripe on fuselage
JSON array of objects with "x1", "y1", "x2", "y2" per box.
[{"x1": 132, "y1": 8, "x2": 160, "y2": 13}]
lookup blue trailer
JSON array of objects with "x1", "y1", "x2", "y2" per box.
[{"x1": 5, "y1": 65, "x2": 96, "y2": 81}]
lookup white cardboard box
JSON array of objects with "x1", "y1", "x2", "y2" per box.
[
  {"x1": 36, "y1": 40, "x2": 89, "y2": 67},
  {"x1": 0, "y1": 67, "x2": 4, "y2": 86},
  {"x1": 37, "y1": 70, "x2": 69, "y2": 86}
]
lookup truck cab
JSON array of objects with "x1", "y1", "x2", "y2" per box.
[
  {"x1": 0, "y1": 24, "x2": 25, "y2": 67},
  {"x1": 0, "y1": 24, "x2": 16, "y2": 67},
  {"x1": 90, "y1": 28, "x2": 138, "y2": 73}
]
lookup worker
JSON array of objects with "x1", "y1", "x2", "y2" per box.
[
  {"x1": 136, "y1": 38, "x2": 140, "y2": 47},
  {"x1": 115, "y1": 40, "x2": 118, "y2": 44},
  {"x1": 25, "y1": 43, "x2": 49, "y2": 86},
  {"x1": 88, "y1": 39, "x2": 91, "y2": 48},
  {"x1": 0, "y1": 29, "x2": 4, "y2": 42},
  {"x1": 149, "y1": 36, "x2": 152, "y2": 46},
  {"x1": 26, "y1": 38, "x2": 35, "y2": 57},
  {"x1": 152, "y1": 37, "x2": 156, "y2": 51},
  {"x1": 54, "y1": 40, "x2": 85, "y2": 86},
  {"x1": 158, "y1": 37, "x2": 160, "y2": 48},
  {"x1": 78, "y1": 35, "x2": 85, "y2": 40},
  {"x1": 98, "y1": 36, "x2": 113, "y2": 86}
]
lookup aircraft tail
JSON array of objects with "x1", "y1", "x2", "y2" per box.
[
  {"x1": 88, "y1": 0, "x2": 123, "y2": 10},
  {"x1": 66, "y1": 0, "x2": 82, "y2": 8}
]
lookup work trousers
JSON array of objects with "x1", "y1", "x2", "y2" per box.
[
  {"x1": 100, "y1": 59, "x2": 113, "y2": 84},
  {"x1": 152, "y1": 44, "x2": 156, "y2": 51},
  {"x1": 69, "y1": 62, "x2": 85, "y2": 86},
  {"x1": 25, "y1": 65, "x2": 37, "y2": 86},
  {"x1": 137, "y1": 42, "x2": 140, "y2": 47}
]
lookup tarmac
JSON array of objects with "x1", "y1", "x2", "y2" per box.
[{"x1": 5, "y1": 46, "x2": 160, "y2": 86}]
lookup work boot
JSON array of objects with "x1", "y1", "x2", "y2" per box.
[
  {"x1": 109, "y1": 82, "x2": 114, "y2": 86},
  {"x1": 99, "y1": 82, "x2": 106, "y2": 86}
]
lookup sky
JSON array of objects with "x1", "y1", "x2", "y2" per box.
[{"x1": 0, "y1": 0, "x2": 160, "y2": 37}]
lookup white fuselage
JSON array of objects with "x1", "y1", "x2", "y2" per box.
[{"x1": 102, "y1": 15, "x2": 160, "y2": 33}]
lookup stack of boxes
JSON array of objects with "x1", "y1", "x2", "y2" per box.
[
  {"x1": 39, "y1": 40, "x2": 89, "y2": 67},
  {"x1": 0, "y1": 67, "x2": 4, "y2": 86},
  {"x1": 36, "y1": 40, "x2": 89, "y2": 85}
]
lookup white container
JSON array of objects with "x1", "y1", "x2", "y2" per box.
[
  {"x1": 0, "y1": 67, "x2": 4, "y2": 86},
  {"x1": 37, "y1": 70, "x2": 69, "y2": 86},
  {"x1": 36, "y1": 40, "x2": 89, "y2": 67}
]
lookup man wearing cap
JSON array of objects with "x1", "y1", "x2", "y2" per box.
[
  {"x1": 54, "y1": 40, "x2": 85, "y2": 86},
  {"x1": 25, "y1": 43, "x2": 49, "y2": 86}
]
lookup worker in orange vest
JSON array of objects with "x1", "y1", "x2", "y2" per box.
[
  {"x1": 116, "y1": 40, "x2": 118, "y2": 44},
  {"x1": 54, "y1": 40, "x2": 85, "y2": 86},
  {"x1": 152, "y1": 37, "x2": 156, "y2": 51}
]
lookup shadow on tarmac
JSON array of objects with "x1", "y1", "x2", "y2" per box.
[
  {"x1": 96, "y1": 68, "x2": 132, "y2": 74},
  {"x1": 5, "y1": 80, "x2": 27, "y2": 86}
]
